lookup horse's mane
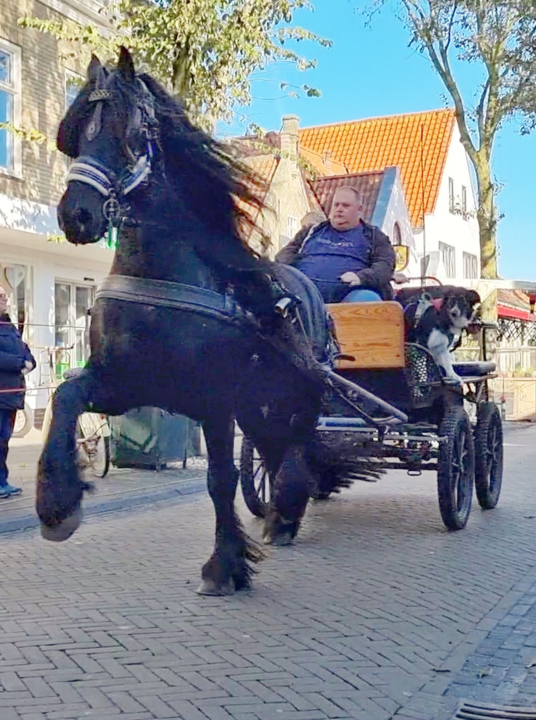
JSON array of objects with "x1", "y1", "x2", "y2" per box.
[
  {"x1": 58, "y1": 68, "x2": 270, "y2": 255},
  {"x1": 139, "y1": 74, "x2": 269, "y2": 250}
]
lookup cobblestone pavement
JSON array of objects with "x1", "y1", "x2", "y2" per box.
[
  {"x1": 0, "y1": 424, "x2": 535, "y2": 719},
  {"x1": 0, "y1": 429, "x2": 206, "y2": 533}
]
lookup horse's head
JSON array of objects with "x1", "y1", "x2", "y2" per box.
[{"x1": 57, "y1": 48, "x2": 158, "y2": 244}]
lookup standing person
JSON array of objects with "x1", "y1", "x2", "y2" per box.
[
  {"x1": 0, "y1": 285, "x2": 35, "y2": 497},
  {"x1": 276, "y1": 187, "x2": 395, "y2": 303}
]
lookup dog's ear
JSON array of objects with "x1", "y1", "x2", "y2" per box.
[{"x1": 467, "y1": 290, "x2": 481, "y2": 306}]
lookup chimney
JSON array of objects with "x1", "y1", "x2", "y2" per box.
[
  {"x1": 323, "y1": 150, "x2": 332, "y2": 172},
  {"x1": 280, "y1": 114, "x2": 300, "y2": 162}
]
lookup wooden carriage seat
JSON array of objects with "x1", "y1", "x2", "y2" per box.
[{"x1": 326, "y1": 301, "x2": 405, "y2": 370}]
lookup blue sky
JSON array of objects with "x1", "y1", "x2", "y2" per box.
[{"x1": 220, "y1": 0, "x2": 535, "y2": 280}]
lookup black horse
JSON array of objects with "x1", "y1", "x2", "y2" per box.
[{"x1": 37, "y1": 48, "x2": 333, "y2": 595}]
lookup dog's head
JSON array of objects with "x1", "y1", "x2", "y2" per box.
[{"x1": 443, "y1": 288, "x2": 480, "y2": 329}]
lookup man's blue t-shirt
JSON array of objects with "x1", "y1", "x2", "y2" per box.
[{"x1": 295, "y1": 223, "x2": 371, "y2": 303}]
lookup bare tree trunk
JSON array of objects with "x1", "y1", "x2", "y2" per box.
[{"x1": 475, "y1": 154, "x2": 498, "y2": 280}]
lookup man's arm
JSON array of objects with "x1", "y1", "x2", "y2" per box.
[
  {"x1": 355, "y1": 228, "x2": 395, "y2": 289},
  {"x1": 275, "y1": 226, "x2": 310, "y2": 265},
  {"x1": 0, "y1": 351, "x2": 26, "y2": 373}
]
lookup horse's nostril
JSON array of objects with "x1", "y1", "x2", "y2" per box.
[{"x1": 74, "y1": 208, "x2": 91, "y2": 227}]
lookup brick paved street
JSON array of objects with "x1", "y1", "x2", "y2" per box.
[
  {"x1": 0, "y1": 429, "x2": 206, "y2": 534},
  {"x1": 0, "y1": 424, "x2": 536, "y2": 719}
]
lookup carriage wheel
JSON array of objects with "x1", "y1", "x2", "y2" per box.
[
  {"x1": 13, "y1": 405, "x2": 34, "y2": 439},
  {"x1": 474, "y1": 402, "x2": 503, "y2": 510},
  {"x1": 76, "y1": 414, "x2": 111, "y2": 479},
  {"x1": 239, "y1": 436, "x2": 272, "y2": 518},
  {"x1": 437, "y1": 407, "x2": 475, "y2": 531}
]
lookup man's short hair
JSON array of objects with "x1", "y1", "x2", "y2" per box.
[{"x1": 333, "y1": 186, "x2": 362, "y2": 203}]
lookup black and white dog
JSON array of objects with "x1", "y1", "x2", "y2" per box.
[{"x1": 396, "y1": 286, "x2": 481, "y2": 384}]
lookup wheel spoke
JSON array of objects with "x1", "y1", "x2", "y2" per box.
[
  {"x1": 454, "y1": 431, "x2": 469, "y2": 510},
  {"x1": 254, "y1": 464, "x2": 269, "y2": 503}
]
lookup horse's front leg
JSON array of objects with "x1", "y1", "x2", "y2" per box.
[
  {"x1": 198, "y1": 415, "x2": 263, "y2": 596},
  {"x1": 37, "y1": 370, "x2": 96, "y2": 542}
]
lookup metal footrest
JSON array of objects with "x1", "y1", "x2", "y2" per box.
[{"x1": 317, "y1": 417, "x2": 368, "y2": 431}]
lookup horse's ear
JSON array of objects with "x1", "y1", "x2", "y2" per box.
[
  {"x1": 87, "y1": 54, "x2": 103, "y2": 82},
  {"x1": 117, "y1": 46, "x2": 135, "y2": 83}
]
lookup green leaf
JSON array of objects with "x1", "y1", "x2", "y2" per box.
[{"x1": 19, "y1": 0, "x2": 330, "y2": 129}]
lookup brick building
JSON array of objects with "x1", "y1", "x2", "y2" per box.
[{"x1": 0, "y1": 0, "x2": 113, "y2": 421}]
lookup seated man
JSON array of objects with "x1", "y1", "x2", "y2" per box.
[{"x1": 276, "y1": 186, "x2": 395, "y2": 304}]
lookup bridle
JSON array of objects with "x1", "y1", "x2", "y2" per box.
[{"x1": 66, "y1": 74, "x2": 159, "y2": 242}]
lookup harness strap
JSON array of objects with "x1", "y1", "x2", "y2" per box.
[{"x1": 95, "y1": 275, "x2": 249, "y2": 326}]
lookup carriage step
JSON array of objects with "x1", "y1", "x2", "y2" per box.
[{"x1": 317, "y1": 417, "x2": 368, "y2": 430}]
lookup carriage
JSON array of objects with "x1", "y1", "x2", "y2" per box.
[{"x1": 240, "y1": 290, "x2": 503, "y2": 532}]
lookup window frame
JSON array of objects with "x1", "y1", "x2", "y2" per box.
[
  {"x1": 461, "y1": 185, "x2": 467, "y2": 216},
  {"x1": 392, "y1": 222, "x2": 402, "y2": 246},
  {"x1": 463, "y1": 251, "x2": 478, "y2": 280},
  {"x1": 448, "y1": 177, "x2": 455, "y2": 214},
  {"x1": 0, "y1": 38, "x2": 22, "y2": 178},
  {"x1": 286, "y1": 215, "x2": 299, "y2": 239},
  {"x1": 439, "y1": 241, "x2": 456, "y2": 279},
  {"x1": 54, "y1": 280, "x2": 95, "y2": 370},
  {"x1": 65, "y1": 69, "x2": 83, "y2": 109}
]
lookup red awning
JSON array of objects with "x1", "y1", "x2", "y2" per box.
[{"x1": 498, "y1": 305, "x2": 536, "y2": 322}]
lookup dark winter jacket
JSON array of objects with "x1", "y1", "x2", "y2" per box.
[
  {"x1": 0, "y1": 315, "x2": 36, "y2": 411},
  {"x1": 276, "y1": 220, "x2": 395, "y2": 301}
]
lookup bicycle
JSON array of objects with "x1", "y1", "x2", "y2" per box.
[{"x1": 40, "y1": 346, "x2": 111, "y2": 479}]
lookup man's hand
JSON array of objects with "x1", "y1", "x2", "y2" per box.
[
  {"x1": 340, "y1": 272, "x2": 361, "y2": 287},
  {"x1": 21, "y1": 360, "x2": 33, "y2": 376}
]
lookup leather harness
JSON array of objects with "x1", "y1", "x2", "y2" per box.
[{"x1": 95, "y1": 275, "x2": 250, "y2": 327}]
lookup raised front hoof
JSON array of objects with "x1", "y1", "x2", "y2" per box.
[
  {"x1": 196, "y1": 577, "x2": 236, "y2": 596},
  {"x1": 40, "y1": 507, "x2": 83, "y2": 543}
]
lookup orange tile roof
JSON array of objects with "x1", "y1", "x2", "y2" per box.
[
  {"x1": 242, "y1": 154, "x2": 279, "y2": 193},
  {"x1": 299, "y1": 146, "x2": 348, "y2": 177},
  {"x1": 310, "y1": 172, "x2": 385, "y2": 224},
  {"x1": 300, "y1": 109, "x2": 456, "y2": 227}
]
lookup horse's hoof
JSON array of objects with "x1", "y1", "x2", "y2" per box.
[
  {"x1": 40, "y1": 507, "x2": 83, "y2": 542},
  {"x1": 196, "y1": 578, "x2": 235, "y2": 596},
  {"x1": 263, "y1": 531, "x2": 294, "y2": 546}
]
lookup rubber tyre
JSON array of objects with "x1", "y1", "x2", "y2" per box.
[
  {"x1": 437, "y1": 406, "x2": 475, "y2": 531},
  {"x1": 13, "y1": 405, "x2": 34, "y2": 439},
  {"x1": 240, "y1": 436, "x2": 272, "y2": 518},
  {"x1": 474, "y1": 402, "x2": 503, "y2": 510}
]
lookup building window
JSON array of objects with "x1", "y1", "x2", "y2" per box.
[
  {"x1": 65, "y1": 70, "x2": 83, "y2": 109},
  {"x1": 448, "y1": 177, "x2": 455, "y2": 213},
  {"x1": 463, "y1": 252, "x2": 478, "y2": 279},
  {"x1": 55, "y1": 282, "x2": 95, "y2": 372},
  {"x1": 1, "y1": 264, "x2": 28, "y2": 335},
  {"x1": 0, "y1": 40, "x2": 21, "y2": 173},
  {"x1": 439, "y1": 241, "x2": 456, "y2": 278},
  {"x1": 286, "y1": 215, "x2": 299, "y2": 238},
  {"x1": 392, "y1": 222, "x2": 402, "y2": 246},
  {"x1": 461, "y1": 185, "x2": 467, "y2": 216}
]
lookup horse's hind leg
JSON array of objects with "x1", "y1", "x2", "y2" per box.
[
  {"x1": 199, "y1": 414, "x2": 263, "y2": 596},
  {"x1": 263, "y1": 442, "x2": 315, "y2": 546},
  {"x1": 37, "y1": 369, "x2": 97, "y2": 541}
]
